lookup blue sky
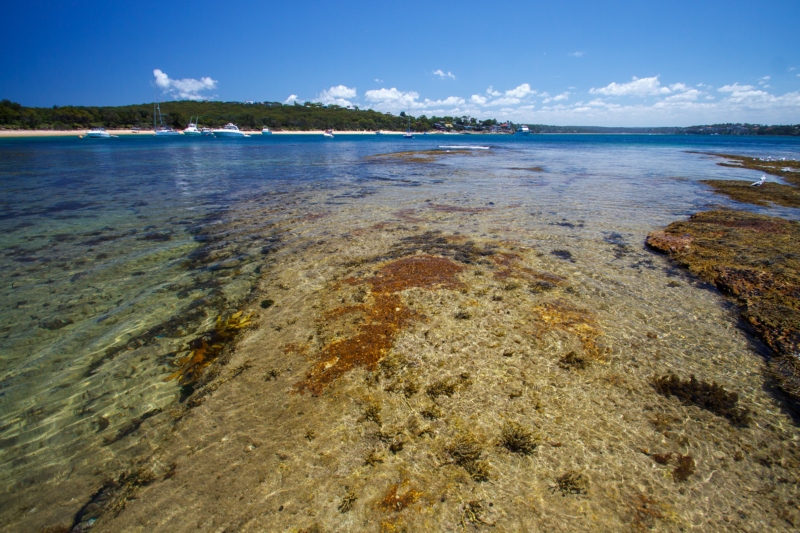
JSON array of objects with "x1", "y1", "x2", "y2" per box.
[{"x1": 2, "y1": 0, "x2": 799, "y2": 126}]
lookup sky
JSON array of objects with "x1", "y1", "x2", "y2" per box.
[{"x1": 2, "y1": 0, "x2": 799, "y2": 127}]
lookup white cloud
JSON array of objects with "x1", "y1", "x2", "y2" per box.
[
  {"x1": 433, "y1": 69, "x2": 456, "y2": 80},
  {"x1": 431, "y1": 96, "x2": 466, "y2": 107},
  {"x1": 486, "y1": 83, "x2": 537, "y2": 106},
  {"x1": 664, "y1": 89, "x2": 702, "y2": 102},
  {"x1": 362, "y1": 87, "x2": 469, "y2": 114},
  {"x1": 505, "y1": 83, "x2": 536, "y2": 98},
  {"x1": 284, "y1": 94, "x2": 299, "y2": 104},
  {"x1": 287, "y1": 75, "x2": 800, "y2": 128},
  {"x1": 718, "y1": 83, "x2": 755, "y2": 93},
  {"x1": 374, "y1": 78, "x2": 384, "y2": 83},
  {"x1": 590, "y1": 76, "x2": 671, "y2": 97},
  {"x1": 569, "y1": 51, "x2": 584, "y2": 58},
  {"x1": 316, "y1": 85, "x2": 357, "y2": 106},
  {"x1": 364, "y1": 87, "x2": 424, "y2": 110},
  {"x1": 153, "y1": 69, "x2": 217, "y2": 101},
  {"x1": 544, "y1": 92, "x2": 570, "y2": 103}
]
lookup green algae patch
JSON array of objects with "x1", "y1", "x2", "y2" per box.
[
  {"x1": 646, "y1": 209, "x2": 800, "y2": 402},
  {"x1": 700, "y1": 179, "x2": 800, "y2": 208},
  {"x1": 692, "y1": 152, "x2": 800, "y2": 187}
]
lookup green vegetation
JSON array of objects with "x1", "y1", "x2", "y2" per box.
[
  {"x1": 3, "y1": 99, "x2": 798, "y2": 134},
  {"x1": 0, "y1": 99, "x2": 488, "y2": 132}
]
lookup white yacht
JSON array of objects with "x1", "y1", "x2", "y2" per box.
[
  {"x1": 201, "y1": 127, "x2": 213, "y2": 136},
  {"x1": 515, "y1": 124, "x2": 530, "y2": 135},
  {"x1": 153, "y1": 102, "x2": 180, "y2": 136},
  {"x1": 323, "y1": 129, "x2": 334, "y2": 138},
  {"x1": 183, "y1": 117, "x2": 202, "y2": 136},
  {"x1": 85, "y1": 127, "x2": 111, "y2": 138},
  {"x1": 375, "y1": 130, "x2": 385, "y2": 135},
  {"x1": 261, "y1": 126, "x2": 272, "y2": 135},
  {"x1": 212, "y1": 123, "x2": 250, "y2": 138}
]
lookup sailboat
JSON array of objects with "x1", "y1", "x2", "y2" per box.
[
  {"x1": 154, "y1": 102, "x2": 180, "y2": 136},
  {"x1": 403, "y1": 117, "x2": 413, "y2": 138}
]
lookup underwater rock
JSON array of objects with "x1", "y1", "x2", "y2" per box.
[
  {"x1": 699, "y1": 180, "x2": 800, "y2": 208},
  {"x1": 693, "y1": 152, "x2": 800, "y2": 187},
  {"x1": 38, "y1": 318, "x2": 74, "y2": 330}
]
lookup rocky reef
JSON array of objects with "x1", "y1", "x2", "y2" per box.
[{"x1": 647, "y1": 209, "x2": 800, "y2": 403}]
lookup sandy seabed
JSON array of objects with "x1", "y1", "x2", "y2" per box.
[
  {"x1": 3, "y1": 146, "x2": 799, "y2": 533},
  {"x1": 67, "y1": 192, "x2": 799, "y2": 533}
]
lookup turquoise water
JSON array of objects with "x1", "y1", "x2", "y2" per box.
[{"x1": 1, "y1": 133, "x2": 799, "y2": 529}]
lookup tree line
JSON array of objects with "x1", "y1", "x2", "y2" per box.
[
  {"x1": 0, "y1": 99, "x2": 496, "y2": 132},
  {"x1": 1, "y1": 99, "x2": 797, "y2": 135}
]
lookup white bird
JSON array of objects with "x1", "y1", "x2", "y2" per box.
[{"x1": 750, "y1": 175, "x2": 766, "y2": 187}]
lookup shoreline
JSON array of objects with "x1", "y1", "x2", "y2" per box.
[{"x1": 0, "y1": 129, "x2": 454, "y2": 138}]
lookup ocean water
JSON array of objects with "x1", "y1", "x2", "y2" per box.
[{"x1": 1, "y1": 133, "x2": 799, "y2": 531}]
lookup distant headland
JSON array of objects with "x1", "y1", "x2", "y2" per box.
[{"x1": 1, "y1": 99, "x2": 798, "y2": 135}]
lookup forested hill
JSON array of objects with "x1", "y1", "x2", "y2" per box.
[
  {"x1": 1, "y1": 99, "x2": 798, "y2": 135},
  {"x1": 0, "y1": 99, "x2": 465, "y2": 132}
]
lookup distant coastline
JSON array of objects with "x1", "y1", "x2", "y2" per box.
[{"x1": 2, "y1": 99, "x2": 799, "y2": 136}]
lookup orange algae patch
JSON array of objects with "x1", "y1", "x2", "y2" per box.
[
  {"x1": 165, "y1": 311, "x2": 254, "y2": 386},
  {"x1": 532, "y1": 300, "x2": 606, "y2": 360},
  {"x1": 296, "y1": 293, "x2": 417, "y2": 395},
  {"x1": 378, "y1": 480, "x2": 424, "y2": 512},
  {"x1": 370, "y1": 255, "x2": 466, "y2": 293},
  {"x1": 295, "y1": 255, "x2": 466, "y2": 395}
]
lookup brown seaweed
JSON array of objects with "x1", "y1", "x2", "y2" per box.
[
  {"x1": 445, "y1": 432, "x2": 490, "y2": 481},
  {"x1": 498, "y1": 421, "x2": 538, "y2": 455},
  {"x1": 164, "y1": 311, "x2": 254, "y2": 387},
  {"x1": 652, "y1": 373, "x2": 750, "y2": 426},
  {"x1": 550, "y1": 470, "x2": 588, "y2": 496},
  {"x1": 378, "y1": 480, "x2": 423, "y2": 512}
]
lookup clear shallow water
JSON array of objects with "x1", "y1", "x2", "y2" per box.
[{"x1": 1, "y1": 133, "x2": 799, "y2": 529}]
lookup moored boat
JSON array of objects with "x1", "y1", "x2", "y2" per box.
[
  {"x1": 515, "y1": 124, "x2": 530, "y2": 135},
  {"x1": 85, "y1": 127, "x2": 111, "y2": 139},
  {"x1": 212, "y1": 123, "x2": 249, "y2": 138},
  {"x1": 183, "y1": 117, "x2": 202, "y2": 136},
  {"x1": 323, "y1": 129, "x2": 334, "y2": 138},
  {"x1": 262, "y1": 127, "x2": 272, "y2": 135},
  {"x1": 153, "y1": 102, "x2": 180, "y2": 136}
]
